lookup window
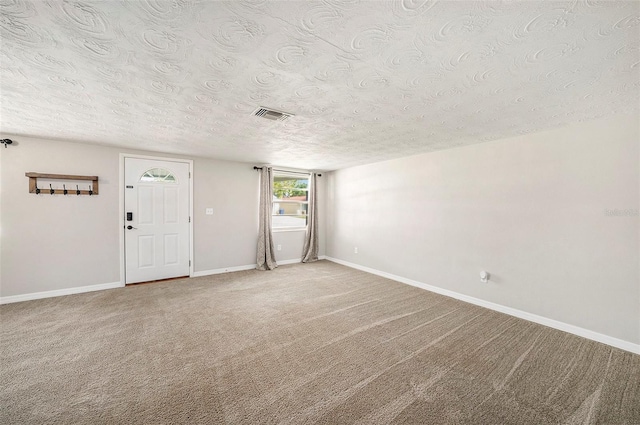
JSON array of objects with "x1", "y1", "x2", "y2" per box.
[
  {"x1": 140, "y1": 168, "x2": 176, "y2": 183},
  {"x1": 272, "y1": 171, "x2": 309, "y2": 230}
]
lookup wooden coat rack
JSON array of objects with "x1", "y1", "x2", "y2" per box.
[{"x1": 26, "y1": 172, "x2": 99, "y2": 195}]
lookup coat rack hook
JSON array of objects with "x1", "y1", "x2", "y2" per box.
[
  {"x1": 89, "y1": 185, "x2": 93, "y2": 196},
  {"x1": 49, "y1": 184, "x2": 54, "y2": 195},
  {"x1": 76, "y1": 185, "x2": 80, "y2": 196},
  {"x1": 63, "y1": 184, "x2": 68, "y2": 195}
]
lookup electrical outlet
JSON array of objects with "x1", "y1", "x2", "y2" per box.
[
  {"x1": 354, "y1": 247, "x2": 358, "y2": 254},
  {"x1": 205, "y1": 208, "x2": 213, "y2": 215},
  {"x1": 277, "y1": 244, "x2": 282, "y2": 251}
]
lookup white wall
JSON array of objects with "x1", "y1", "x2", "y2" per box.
[
  {"x1": 0, "y1": 135, "x2": 325, "y2": 298},
  {"x1": 326, "y1": 114, "x2": 639, "y2": 346}
]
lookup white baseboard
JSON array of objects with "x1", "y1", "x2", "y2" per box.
[
  {"x1": 192, "y1": 264, "x2": 256, "y2": 277},
  {"x1": 171, "y1": 256, "x2": 329, "y2": 278},
  {"x1": 0, "y1": 281, "x2": 123, "y2": 305},
  {"x1": 280, "y1": 255, "x2": 328, "y2": 265},
  {"x1": 324, "y1": 257, "x2": 640, "y2": 355},
  {"x1": 0, "y1": 256, "x2": 321, "y2": 302},
  {"x1": 278, "y1": 258, "x2": 302, "y2": 266}
]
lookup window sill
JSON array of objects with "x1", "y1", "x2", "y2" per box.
[{"x1": 273, "y1": 227, "x2": 307, "y2": 233}]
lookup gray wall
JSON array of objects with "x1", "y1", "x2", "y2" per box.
[
  {"x1": 192, "y1": 156, "x2": 259, "y2": 272},
  {"x1": 0, "y1": 135, "x2": 325, "y2": 297},
  {"x1": 326, "y1": 114, "x2": 639, "y2": 345}
]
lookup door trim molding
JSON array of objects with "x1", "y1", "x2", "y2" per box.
[{"x1": 119, "y1": 153, "x2": 194, "y2": 286}]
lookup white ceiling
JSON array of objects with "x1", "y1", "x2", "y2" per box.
[{"x1": 1, "y1": 1, "x2": 638, "y2": 170}]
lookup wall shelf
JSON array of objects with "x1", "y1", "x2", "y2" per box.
[{"x1": 25, "y1": 172, "x2": 99, "y2": 195}]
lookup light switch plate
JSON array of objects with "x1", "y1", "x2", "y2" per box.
[{"x1": 205, "y1": 208, "x2": 213, "y2": 215}]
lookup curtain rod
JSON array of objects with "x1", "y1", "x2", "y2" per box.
[{"x1": 253, "y1": 166, "x2": 321, "y2": 177}]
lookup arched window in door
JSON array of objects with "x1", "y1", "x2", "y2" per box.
[{"x1": 140, "y1": 168, "x2": 177, "y2": 183}]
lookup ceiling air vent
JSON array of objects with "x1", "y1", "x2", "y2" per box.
[{"x1": 253, "y1": 107, "x2": 294, "y2": 122}]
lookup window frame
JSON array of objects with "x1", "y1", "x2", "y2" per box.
[{"x1": 271, "y1": 170, "x2": 310, "y2": 232}]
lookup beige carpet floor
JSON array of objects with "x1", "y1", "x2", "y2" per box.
[{"x1": 1, "y1": 260, "x2": 638, "y2": 424}]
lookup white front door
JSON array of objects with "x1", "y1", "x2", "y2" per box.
[{"x1": 124, "y1": 158, "x2": 190, "y2": 284}]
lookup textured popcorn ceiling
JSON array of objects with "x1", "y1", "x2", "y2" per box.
[{"x1": 1, "y1": 1, "x2": 638, "y2": 170}]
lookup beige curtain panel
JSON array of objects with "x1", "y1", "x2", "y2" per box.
[
  {"x1": 301, "y1": 173, "x2": 318, "y2": 263},
  {"x1": 256, "y1": 167, "x2": 277, "y2": 270}
]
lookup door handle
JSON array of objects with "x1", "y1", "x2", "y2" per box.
[{"x1": 126, "y1": 225, "x2": 137, "y2": 230}]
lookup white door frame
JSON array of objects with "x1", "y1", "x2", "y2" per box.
[{"x1": 119, "y1": 153, "x2": 194, "y2": 286}]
